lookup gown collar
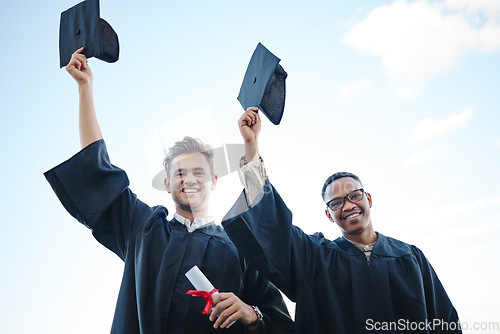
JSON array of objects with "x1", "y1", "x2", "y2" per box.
[
  {"x1": 174, "y1": 212, "x2": 215, "y2": 233},
  {"x1": 336, "y1": 233, "x2": 412, "y2": 257}
]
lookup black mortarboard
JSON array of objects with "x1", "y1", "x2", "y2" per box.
[
  {"x1": 237, "y1": 43, "x2": 288, "y2": 125},
  {"x1": 59, "y1": 0, "x2": 119, "y2": 68}
]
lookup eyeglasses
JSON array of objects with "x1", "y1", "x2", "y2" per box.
[{"x1": 326, "y1": 188, "x2": 365, "y2": 211}]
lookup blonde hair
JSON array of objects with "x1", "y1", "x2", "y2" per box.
[{"x1": 163, "y1": 136, "x2": 214, "y2": 178}]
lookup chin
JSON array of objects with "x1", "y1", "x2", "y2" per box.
[{"x1": 343, "y1": 224, "x2": 366, "y2": 235}]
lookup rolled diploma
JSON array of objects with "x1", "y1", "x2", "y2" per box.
[
  {"x1": 185, "y1": 265, "x2": 218, "y2": 295},
  {"x1": 185, "y1": 265, "x2": 235, "y2": 328}
]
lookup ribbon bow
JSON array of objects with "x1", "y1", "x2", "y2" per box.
[{"x1": 186, "y1": 288, "x2": 219, "y2": 314}]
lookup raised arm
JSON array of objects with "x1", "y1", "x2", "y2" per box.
[
  {"x1": 46, "y1": 49, "x2": 151, "y2": 259},
  {"x1": 66, "y1": 47, "x2": 103, "y2": 148},
  {"x1": 238, "y1": 107, "x2": 261, "y2": 163},
  {"x1": 237, "y1": 107, "x2": 268, "y2": 206},
  {"x1": 224, "y1": 108, "x2": 325, "y2": 299}
]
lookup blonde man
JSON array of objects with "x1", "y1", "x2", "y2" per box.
[{"x1": 45, "y1": 49, "x2": 292, "y2": 334}]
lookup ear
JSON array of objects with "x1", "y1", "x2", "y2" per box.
[
  {"x1": 366, "y1": 192, "x2": 372, "y2": 208},
  {"x1": 211, "y1": 175, "x2": 218, "y2": 190},
  {"x1": 164, "y1": 178, "x2": 171, "y2": 193},
  {"x1": 325, "y1": 208, "x2": 334, "y2": 223}
]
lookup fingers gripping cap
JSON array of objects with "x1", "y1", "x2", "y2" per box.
[
  {"x1": 59, "y1": 0, "x2": 119, "y2": 68},
  {"x1": 237, "y1": 43, "x2": 287, "y2": 125}
]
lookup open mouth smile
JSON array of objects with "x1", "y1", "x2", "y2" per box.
[
  {"x1": 342, "y1": 211, "x2": 362, "y2": 221},
  {"x1": 182, "y1": 188, "x2": 200, "y2": 193}
]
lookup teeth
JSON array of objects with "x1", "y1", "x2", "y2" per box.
[
  {"x1": 344, "y1": 213, "x2": 360, "y2": 220},
  {"x1": 183, "y1": 188, "x2": 199, "y2": 193}
]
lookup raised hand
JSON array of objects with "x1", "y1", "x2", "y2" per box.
[
  {"x1": 238, "y1": 107, "x2": 261, "y2": 162},
  {"x1": 66, "y1": 47, "x2": 93, "y2": 86},
  {"x1": 238, "y1": 107, "x2": 261, "y2": 144}
]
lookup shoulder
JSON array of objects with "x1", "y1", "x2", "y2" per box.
[
  {"x1": 311, "y1": 231, "x2": 337, "y2": 245},
  {"x1": 408, "y1": 244, "x2": 429, "y2": 264},
  {"x1": 372, "y1": 233, "x2": 414, "y2": 257},
  {"x1": 206, "y1": 224, "x2": 234, "y2": 242},
  {"x1": 141, "y1": 205, "x2": 169, "y2": 233},
  {"x1": 202, "y1": 225, "x2": 241, "y2": 257},
  {"x1": 309, "y1": 232, "x2": 346, "y2": 253},
  {"x1": 150, "y1": 205, "x2": 168, "y2": 219},
  {"x1": 380, "y1": 235, "x2": 427, "y2": 259}
]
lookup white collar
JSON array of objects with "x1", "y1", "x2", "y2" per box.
[{"x1": 173, "y1": 212, "x2": 214, "y2": 233}]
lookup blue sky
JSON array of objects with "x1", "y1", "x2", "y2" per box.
[{"x1": 1, "y1": 0, "x2": 500, "y2": 332}]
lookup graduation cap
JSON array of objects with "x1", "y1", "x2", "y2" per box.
[
  {"x1": 237, "y1": 43, "x2": 288, "y2": 125},
  {"x1": 59, "y1": 0, "x2": 119, "y2": 68}
]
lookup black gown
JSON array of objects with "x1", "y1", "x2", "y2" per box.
[
  {"x1": 222, "y1": 181, "x2": 462, "y2": 334},
  {"x1": 44, "y1": 140, "x2": 292, "y2": 334}
]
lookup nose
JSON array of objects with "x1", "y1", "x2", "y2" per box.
[
  {"x1": 342, "y1": 198, "x2": 356, "y2": 211},
  {"x1": 183, "y1": 172, "x2": 197, "y2": 184}
]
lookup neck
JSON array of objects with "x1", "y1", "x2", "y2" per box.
[
  {"x1": 343, "y1": 225, "x2": 377, "y2": 245},
  {"x1": 175, "y1": 207, "x2": 209, "y2": 224}
]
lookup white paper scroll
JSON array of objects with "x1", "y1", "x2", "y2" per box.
[
  {"x1": 185, "y1": 265, "x2": 219, "y2": 296},
  {"x1": 185, "y1": 265, "x2": 235, "y2": 328}
]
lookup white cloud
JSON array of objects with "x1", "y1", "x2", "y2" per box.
[
  {"x1": 406, "y1": 195, "x2": 500, "y2": 235},
  {"x1": 394, "y1": 86, "x2": 420, "y2": 98},
  {"x1": 404, "y1": 148, "x2": 442, "y2": 167},
  {"x1": 409, "y1": 108, "x2": 473, "y2": 143},
  {"x1": 444, "y1": 0, "x2": 500, "y2": 24},
  {"x1": 493, "y1": 195, "x2": 500, "y2": 206},
  {"x1": 343, "y1": 0, "x2": 500, "y2": 83},
  {"x1": 494, "y1": 139, "x2": 500, "y2": 147},
  {"x1": 338, "y1": 79, "x2": 372, "y2": 99}
]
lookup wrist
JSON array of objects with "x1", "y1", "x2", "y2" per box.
[
  {"x1": 78, "y1": 81, "x2": 92, "y2": 93},
  {"x1": 244, "y1": 138, "x2": 258, "y2": 149},
  {"x1": 246, "y1": 306, "x2": 263, "y2": 328},
  {"x1": 244, "y1": 141, "x2": 259, "y2": 162}
]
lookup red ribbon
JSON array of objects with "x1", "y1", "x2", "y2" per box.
[{"x1": 186, "y1": 288, "x2": 219, "y2": 314}]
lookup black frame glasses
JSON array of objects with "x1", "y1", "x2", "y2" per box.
[{"x1": 326, "y1": 188, "x2": 365, "y2": 211}]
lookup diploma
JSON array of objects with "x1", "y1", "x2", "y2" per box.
[
  {"x1": 185, "y1": 265, "x2": 219, "y2": 295},
  {"x1": 185, "y1": 265, "x2": 235, "y2": 327}
]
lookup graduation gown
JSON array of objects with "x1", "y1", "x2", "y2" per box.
[
  {"x1": 44, "y1": 140, "x2": 292, "y2": 334},
  {"x1": 222, "y1": 181, "x2": 461, "y2": 334}
]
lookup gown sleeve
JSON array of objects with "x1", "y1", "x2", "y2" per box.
[
  {"x1": 412, "y1": 245, "x2": 462, "y2": 332},
  {"x1": 238, "y1": 258, "x2": 294, "y2": 334},
  {"x1": 44, "y1": 139, "x2": 153, "y2": 260},
  {"x1": 223, "y1": 180, "x2": 323, "y2": 301}
]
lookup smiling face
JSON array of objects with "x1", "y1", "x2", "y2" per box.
[
  {"x1": 323, "y1": 176, "x2": 373, "y2": 239},
  {"x1": 165, "y1": 153, "x2": 217, "y2": 217}
]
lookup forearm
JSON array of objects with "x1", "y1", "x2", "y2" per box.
[
  {"x1": 242, "y1": 134, "x2": 266, "y2": 206},
  {"x1": 78, "y1": 82, "x2": 102, "y2": 149},
  {"x1": 244, "y1": 139, "x2": 259, "y2": 163},
  {"x1": 240, "y1": 157, "x2": 267, "y2": 206}
]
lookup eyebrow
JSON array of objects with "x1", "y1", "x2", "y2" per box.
[{"x1": 174, "y1": 167, "x2": 208, "y2": 173}]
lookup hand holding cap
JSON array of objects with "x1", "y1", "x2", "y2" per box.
[
  {"x1": 237, "y1": 43, "x2": 287, "y2": 125},
  {"x1": 59, "y1": 0, "x2": 119, "y2": 68}
]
